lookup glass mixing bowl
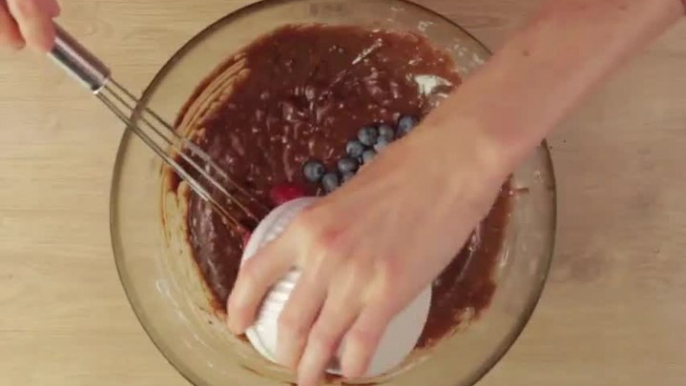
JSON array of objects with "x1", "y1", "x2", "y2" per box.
[{"x1": 110, "y1": 1, "x2": 556, "y2": 385}]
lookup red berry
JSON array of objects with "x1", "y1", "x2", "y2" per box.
[
  {"x1": 269, "y1": 183, "x2": 306, "y2": 206},
  {"x1": 242, "y1": 231, "x2": 252, "y2": 248}
]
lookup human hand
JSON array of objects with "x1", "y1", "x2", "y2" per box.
[
  {"x1": 226, "y1": 119, "x2": 509, "y2": 386},
  {"x1": 0, "y1": 0, "x2": 60, "y2": 51}
]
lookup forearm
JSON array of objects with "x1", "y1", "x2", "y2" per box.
[{"x1": 425, "y1": 0, "x2": 683, "y2": 177}]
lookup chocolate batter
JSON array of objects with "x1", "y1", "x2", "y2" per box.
[{"x1": 167, "y1": 25, "x2": 510, "y2": 349}]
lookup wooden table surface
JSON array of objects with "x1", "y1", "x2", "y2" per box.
[{"x1": 1, "y1": 1, "x2": 684, "y2": 385}]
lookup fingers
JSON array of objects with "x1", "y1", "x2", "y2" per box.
[
  {"x1": 0, "y1": 1, "x2": 23, "y2": 49},
  {"x1": 297, "y1": 294, "x2": 360, "y2": 386},
  {"x1": 227, "y1": 234, "x2": 295, "y2": 335},
  {"x1": 276, "y1": 272, "x2": 327, "y2": 370},
  {"x1": 6, "y1": 0, "x2": 59, "y2": 52},
  {"x1": 340, "y1": 304, "x2": 395, "y2": 378},
  {"x1": 44, "y1": 0, "x2": 60, "y2": 17}
]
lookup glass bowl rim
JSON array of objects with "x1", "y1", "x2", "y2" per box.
[{"x1": 109, "y1": 1, "x2": 558, "y2": 385}]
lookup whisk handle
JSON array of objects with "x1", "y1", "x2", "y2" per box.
[{"x1": 49, "y1": 24, "x2": 111, "y2": 93}]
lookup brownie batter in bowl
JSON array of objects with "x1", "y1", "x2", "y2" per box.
[
  {"x1": 166, "y1": 24, "x2": 510, "y2": 349},
  {"x1": 111, "y1": 2, "x2": 556, "y2": 386}
]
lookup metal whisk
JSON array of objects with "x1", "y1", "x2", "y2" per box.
[{"x1": 49, "y1": 24, "x2": 266, "y2": 232}]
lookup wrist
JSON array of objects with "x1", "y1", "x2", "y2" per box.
[
  {"x1": 416, "y1": 113, "x2": 517, "y2": 200},
  {"x1": 420, "y1": 97, "x2": 527, "y2": 186}
]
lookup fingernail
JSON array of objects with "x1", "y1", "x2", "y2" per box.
[
  {"x1": 226, "y1": 315, "x2": 237, "y2": 334},
  {"x1": 226, "y1": 297, "x2": 241, "y2": 334},
  {"x1": 0, "y1": 35, "x2": 24, "y2": 51},
  {"x1": 297, "y1": 371, "x2": 321, "y2": 386},
  {"x1": 36, "y1": 40, "x2": 54, "y2": 53},
  {"x1": 277, "y1": 339, "x2": 303, "y2": 370},
  {"x1": 341, "y1": 341, "x2": 367, "y2": 378},
  {"x1": 229, "y1": 320, "x2": 247, "y2": 335},
  {"x1": 276, "y1": 343, "x2": 290, "y2": 368},
  {"x1": 227, "y1": 314, "x2": 244, "y2": 335},
  {"x1": 8, "y1": 40, "x2": 25, "y2": 51},
  {"x1": 297, "y1": 348, "x2": 324, "y2": 386},
  {"x1": 50, "y1": 1, "x2": 62, "y2": 17}
]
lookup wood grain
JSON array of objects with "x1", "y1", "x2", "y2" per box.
[{"x1": 0, "y1": 1, "x2": 684, "y2": 385}]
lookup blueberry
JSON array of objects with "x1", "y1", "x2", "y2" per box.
[
  {"x1": 337, "y1": 157, "x2": 359, "y2": 173},
  {"x1": 378, "y1": 124, "x2": 395, "y2": 141},
  {"x1": 341, "y1": 171, "x2": 355, "y2": 183},
  {"x1": 302, "y1": 160, "x2": 325, "y2": 182},
  {"x1": 346, "y1": 140, "x2": 365, "y2": 158},
  {"x1": 362, "y1": 149, "x2": 377, "y2": 164},
  {"x1": 397, "y1": 115, "x2": 419, "y2": 136},
  {"x1": 322, "y1": 172, "x2": 340, "y2": 193},
  {"x1": 358, "y1": 126, "x2": 379, "y2": 146},
  {"x1": 374, "y1": 137, "x2": 390, "y2": 152}
]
